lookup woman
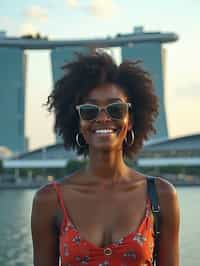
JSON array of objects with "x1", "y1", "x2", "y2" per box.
[{"x1": 31, "y1": 52, "x2": 180, "y2": 266}]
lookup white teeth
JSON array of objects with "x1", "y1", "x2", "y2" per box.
[{"x1": 95, "y1": 129, "x2": 114, "y2": 134}]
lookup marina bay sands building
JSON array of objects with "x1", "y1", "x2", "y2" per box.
[
  {"x1": 0, "y1": 27, "x2": 178, "y2": 153},
  {"x1": 121, "y1": 38, "x2": 168, "y2": 140},
  {"x1": 51, "y1": 46, "x2": 90, "y2": 142},
  {"x1": 0, "y1": 33, "x2": 27, "y2": 153}
]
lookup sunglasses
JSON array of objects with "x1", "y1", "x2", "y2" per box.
[{"x1": 76, "y1": 102, "x2": 131, "y2": 121}]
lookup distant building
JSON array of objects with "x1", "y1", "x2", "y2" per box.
[
  {"x1": 121, "y1": 26, "x2": 168, "y2": 140},
  {"x1": 0, "y1": 27, "x2": 178, "y2": 152},
  {"x1": 3, "y1": 143, "x2": 77, "y2": 169},
  {"x1": 138, "y1": 134, "x2": 200, "y2": 167},
  {"x1": 3, "y1": 134, "x2": 200, "y2": 182},
  {"x1": 0, "y1": 33, "x2": 28, "y2": 153},
  {"x1": 51, "y1": 47, "x2": 90, "y2": 142}
]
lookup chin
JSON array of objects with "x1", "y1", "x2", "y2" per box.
[{"x1": 90, "y1": 141, "x2": 122, "y2": 152}]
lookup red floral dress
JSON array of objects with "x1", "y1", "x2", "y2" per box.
[{"x1": 52, "y1": 182, "x2": 154, "y2": 266}]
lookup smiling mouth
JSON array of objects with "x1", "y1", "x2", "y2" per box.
[{"x1": 92, "y1": 128, "x2": 119, "y2": 135}]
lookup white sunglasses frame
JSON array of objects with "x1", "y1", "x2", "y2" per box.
[{"x1": 75, "y1": 102, "x2": 132, "y2": 121}]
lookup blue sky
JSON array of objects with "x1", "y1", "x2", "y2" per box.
[{"x1": 0, "y1": 0, "x2": 200, "y2": 150}]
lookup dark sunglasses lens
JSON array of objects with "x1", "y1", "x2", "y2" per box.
[
  {"x1": 79, "y1": 105, "x2": 98, "y2": 120},
  {"x1": 107, "y1": 103, "x2": 128, "y2": 119}
]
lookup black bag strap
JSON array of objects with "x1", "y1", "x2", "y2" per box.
[{"x1": 147, "y1": 176, "x2": 160, "y2": 265}]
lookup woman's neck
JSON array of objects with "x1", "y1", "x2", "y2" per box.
[{"x1": 86, "y1": 148, "x2": 130, "y2": 184}]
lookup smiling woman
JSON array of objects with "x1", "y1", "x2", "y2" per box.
[
  {"x1": 31, "y1": 52, "x2": 180, "y2": 266},
  {"x1": 46, "y1": 52, "x2": 158, "y2": 158}
]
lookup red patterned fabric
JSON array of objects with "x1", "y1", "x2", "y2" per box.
[{"x1": 52, "y1": 182, "x2": 154, "y2": 266}]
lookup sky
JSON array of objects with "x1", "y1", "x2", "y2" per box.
[{"x1": 0, "y1": 0, "x2": 200, "y2": 151}]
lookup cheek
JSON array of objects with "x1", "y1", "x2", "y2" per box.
[
  {"x1": 79, "y1": 120, "x2": 91, "y2": 136},
  {"x1": 120, "y1": 117, "x2": 129, "y2": 130},
  {"x1": 115, "y1": 118, "x2": 129, "y2": 138}
]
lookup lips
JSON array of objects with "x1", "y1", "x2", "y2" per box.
[
  {"x1": 95, "y1": 129, "x2": 114, "y2": 134},
  {"x1": 92, "y1": 128, "x2": 119, "y2": 135}
]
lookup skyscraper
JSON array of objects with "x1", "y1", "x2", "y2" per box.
[
  {"x1": 51, "y1": 46, "x2": 90, "y2": 142},
  {"x1": 0, "y1": 46, "x2": 27, "y2": 153},
  {"x1": 121, "y1": 27, "x2": 168, "y2": 141}
]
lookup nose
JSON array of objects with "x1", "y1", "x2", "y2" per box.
[{"x1": 95, "y1": 108, "x2": 111, "y2": 122}]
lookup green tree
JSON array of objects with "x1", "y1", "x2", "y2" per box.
[{"x1": 65, "y1": 159, "x2": 88, "y2": 175}]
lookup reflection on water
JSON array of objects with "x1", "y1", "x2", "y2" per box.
[
  {"x1": 0, "y1": 187, "x2": 200, "y2": 266},
  {"x1": 178, "y1": 187, "x2": 200, "y2": 266},
  {"x1": 0, "y1": 190, "x2": 34, "y2": 266}
]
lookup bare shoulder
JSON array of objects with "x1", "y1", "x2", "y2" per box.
[
  {"x1": 33, "y1": 169, "x2": 85, "y2": 209},
  {"x1": 155, "y1": 177, "x2": 180, "y2": 221},
  {"x1": 32, "y1": 183, "x2": 59, "y2": 220},
  {"x1": 33, "y1": 183, "x2": 57, "y2": 205},
  {"x1": 34, "y1": 169, "x2": 82, "y2": 200},
  {"x1": 155, "y1": 177, "x2": 177, "y2": 197},
  {"x1": 32, "y1": 184, "x2": 60, "y2": 266}
]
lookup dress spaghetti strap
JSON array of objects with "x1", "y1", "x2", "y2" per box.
[{"x1": 51, "y1": 181, "x2": 68, "y2": 224}]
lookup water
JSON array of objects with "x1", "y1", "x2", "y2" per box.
[
  {"x1": 0, "y1": 190, "x2": 34, "y2": 266},
  {"x1": 0, "y1": 187, "x2": 199, "y2": 266},
  {"x1": 178, "y1": 187, "x2": 200, "y2": 265}
]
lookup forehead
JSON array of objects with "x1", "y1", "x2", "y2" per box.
[{"x1": 85, "y1": 83, "x2": 128, "y2": 103}]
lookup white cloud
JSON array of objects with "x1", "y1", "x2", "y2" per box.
[
  {"x1": 24, "y1": 5, "x2": 48, "y2": 22},
  {"x1": 64, "y1": 0, "x2": 120, "y2": 19},
  {"x1": 0, "y1": 16, "x2": 15, "y2": 33},
  {"x1": 89, "y1": 0, "x2": 120, "y2": 19},
  {"x1": 19, "y1": 23, "x2": 38, "y2": 35},
  {"x1": 65, "y1": 0, "x2": 79, "y2": 8},
  {"x1": 0, "y1": 16, "x2": 13, "y2": 27}
]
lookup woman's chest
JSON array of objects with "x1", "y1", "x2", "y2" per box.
[
  {"x1": 58, "y1": 198, "x2": 153, "y2": 266},
  {"x1": 58, "y1": 189, "x2": 148, "y2": 247}
]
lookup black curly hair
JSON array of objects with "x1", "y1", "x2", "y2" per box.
[{"x1": 46, "y1": 51, "x2": 158, "y2": 158}]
